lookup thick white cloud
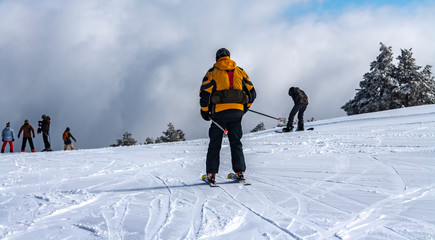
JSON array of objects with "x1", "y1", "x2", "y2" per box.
[{"x1": 1, "y1": 0, "x2": 434, "y2": 149}]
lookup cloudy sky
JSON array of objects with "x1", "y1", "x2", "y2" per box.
[{"x1": 1, "y1": 0, "x2": 434, "y2": 150}]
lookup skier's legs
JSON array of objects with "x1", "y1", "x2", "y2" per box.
[
  {"x1": 28, "y1": 138, "x2": 35, "y2": 152},
  {"x1": 227, "y1": 118, "x2": 246, "y2": 173},
  {"x1": 297, "y1": 104, "x2": 307, "y2": 130},
  {"x1": 43, "y1": 133, "x2": 50, "y2": 149},
  {"x1": 9, "y1": 141, "x2": 13, "y2": 152},
  {"x1": 287, "y1": 103, "x2": 304, "y2": 129},
  {"x1": 21, "y1": 138, "x2": 28, "y2": 151},
  {"x1": 1, "y1": 141, "x2": 7, "y2": 152},
  {"x1": 287, "y1": 105, "x2": 299, "y2": 129},
  {"x1": 206, "y1": 122, "x2": 224, "y2": 173}
]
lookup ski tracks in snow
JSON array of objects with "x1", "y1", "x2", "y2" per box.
[{"x1": 1, "y1": 106, "x2": 435, "y2": 239}]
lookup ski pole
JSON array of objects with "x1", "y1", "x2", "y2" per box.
[
  {"x1": 211, "y1": 120, "x2": 228, "y2": 135},
  {"x1": 248, "y1": 109, "x2": 282, "y2": 122}
]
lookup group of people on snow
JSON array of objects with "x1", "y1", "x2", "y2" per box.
[
  {"x1": 4, "y1": 48, "x2": 307, "y2": 181},
  {"x1": 1, "y1": 115, "x2": 77, "y2": 153},
  {"x1": 199, "y1": 48, "x2": 309, "y2": 184}
]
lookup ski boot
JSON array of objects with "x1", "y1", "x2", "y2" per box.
[
  {"x1": 206, "y1": 173, "x2": 216, "y2": 184},
  {"x1": 235, "y1": 172, "x2": 245, "y2": 181},
  {"x1": 282, "y1": 126, "x2": 293, "y2": 132}
]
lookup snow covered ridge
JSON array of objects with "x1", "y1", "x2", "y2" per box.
[{"x1": 1, "y1": 105, "x2": 434, "y2": 239}]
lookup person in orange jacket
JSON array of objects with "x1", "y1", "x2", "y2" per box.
[
  {"x1": 18, "y1": 120, "x2": 36, "y2": 152},
  {"x1": 63, "y1": 127, "x2": 76, "y2": 150}
]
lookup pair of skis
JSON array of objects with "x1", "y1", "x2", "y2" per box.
[
  {"x1": 275, "y1": 127, "x2": 314, "y2": 133},
  {"x1": 202, "y1": 173, "x2": 251, "y2": 187}
]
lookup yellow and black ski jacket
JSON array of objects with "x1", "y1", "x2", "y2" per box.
[{"x1": 200, "y1": 56, "x2": 256, "y2": 116}]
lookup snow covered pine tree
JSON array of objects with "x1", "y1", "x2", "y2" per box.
[
  {"x1": 342, "y1": 42, "x2": 435, "y2": 115},
  {"x1": 394, "y1": 48, "x2": 435, "y2": 107}
]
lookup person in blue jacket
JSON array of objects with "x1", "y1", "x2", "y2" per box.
[{"x1": 2, "y1": 122, "x2": 15, "y2": 153}]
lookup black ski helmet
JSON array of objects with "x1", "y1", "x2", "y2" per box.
[{"x1": 216, "y1": 48, "x2": 230, "y2": 61}]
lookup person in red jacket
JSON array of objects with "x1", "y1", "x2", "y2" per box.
[{"x1": 18, "y1": 120, "x2": 36, "y2": 152}]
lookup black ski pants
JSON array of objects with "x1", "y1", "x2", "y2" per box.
[
  {"x1": 206, "y1": 117, "x2": 246, "y2": 174},
  {"x1": 21, "y1": 137, "x2": 35, "y2": 152},
  {"x1": 287, "y1": 103, "x2": 307, "y2": 130},
  {"x1": 43, "y1": 132, "x2": 50, "y2": 149}
]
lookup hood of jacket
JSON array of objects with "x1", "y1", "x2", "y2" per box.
[{"x1": 214, "y1": 56, "x2": 237, "y2": 71}]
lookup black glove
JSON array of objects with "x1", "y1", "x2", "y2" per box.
[
  {"x1": 13, "y1": 139, "x2": 15, "y2": 142},
  {"x1": 201, "y1": 110, "x2": 211, "y2": 121}
]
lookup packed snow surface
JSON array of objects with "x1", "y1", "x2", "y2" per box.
[{"x1": 1, "y1": 105, "x2": 434, "y2": 239}]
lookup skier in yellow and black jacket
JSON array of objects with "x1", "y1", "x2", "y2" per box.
[{"x1": 199, "y1": 48, "x2": 256, "y2": 184}]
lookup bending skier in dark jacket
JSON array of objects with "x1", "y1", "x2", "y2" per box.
[
  {"x1": 199, "y1": 48, "x2": 256, "y2": 184},
  {"x1": 283, "y1": 87, "x2": 308, "y2": 132}
]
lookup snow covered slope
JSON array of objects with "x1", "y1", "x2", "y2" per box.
[{"x1": 1, "y1": 105, "x2": 434, "y2": 239}]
